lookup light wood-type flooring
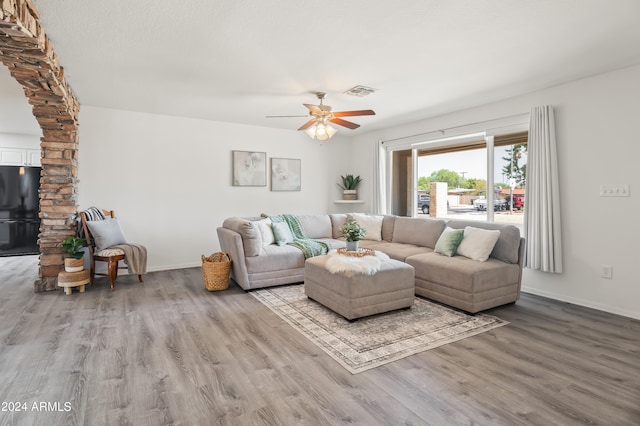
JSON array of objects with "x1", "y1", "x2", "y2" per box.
[{"x1": 0, "y1": 256, "x2": 638, "y2": 425}]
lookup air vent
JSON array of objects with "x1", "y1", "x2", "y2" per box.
[{"x1": 344, "y1": 85, "x2": 376, "y2": 97}]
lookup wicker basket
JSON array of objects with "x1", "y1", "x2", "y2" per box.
[{"x1": 202, "y1": 252, "x2": 231, "y2": 291}]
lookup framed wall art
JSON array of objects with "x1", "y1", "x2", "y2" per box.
[
  {"x1": 232, "y1": 151, "x2": 267, "y2": 186},
  {"x1": 271, "y1": 158, "x2": 301, "y2": 191}
]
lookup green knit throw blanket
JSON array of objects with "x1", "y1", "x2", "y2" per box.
[{"x1": 267, "y1": 214, "x2": 331, "y2": 259}]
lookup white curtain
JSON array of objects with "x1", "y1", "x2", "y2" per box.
[
  {"x1": 372, "y1": 141, "x2": 386, "y2": 214},
  {"x1": 524, "y1": 106, "x2": 563, "y2": 272}
]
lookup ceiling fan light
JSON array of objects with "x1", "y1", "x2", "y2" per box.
[
  {"x1": 305, "y1": 126, "x2": 317, "y2": 139},
  {"x1": 304, "y1": 120, "x2": 337, "y2": 141},
  {"x1": 316, "y1": 123, "x2": 327, "y2": 136}
]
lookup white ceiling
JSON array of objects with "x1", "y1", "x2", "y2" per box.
[{"x1": 3, "y1": 0, "x2": 640, "y2": 136}]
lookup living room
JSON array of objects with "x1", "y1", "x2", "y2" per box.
[{"x1": 1, "y1": 1, "x2": 639, "y2": 424}]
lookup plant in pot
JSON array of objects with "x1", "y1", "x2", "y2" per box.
[
  {"x1": 339, "y1": 218, "x2": 367, "y2": 252},
  {"x1": 338, "y1": 174, "x2": 362, "y2": 200},
  {"x1": 61, "y1": 236, "x2": 86, "y2": 272}
]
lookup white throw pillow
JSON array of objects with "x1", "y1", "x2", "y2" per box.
[
  {"x1": 349, "y1": 213, "x2": 383, "y2": 241},
  {"x1": 255, "y1": 219, "x2": 274, "y2": 247},
  {"x1": 456, "y1": 226, "x2": 501, "y2": 262},
  {"x1": 87, "y1": 218, "x2": 127, "y2": 252}
]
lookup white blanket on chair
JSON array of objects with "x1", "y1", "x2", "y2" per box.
[{"x1": 324, "y1": 249, "x2": 389, "y2": 276}]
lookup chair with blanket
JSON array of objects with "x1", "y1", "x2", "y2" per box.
[{"x1": 80, "y1": 208, "x2": 147, "y2": 291}]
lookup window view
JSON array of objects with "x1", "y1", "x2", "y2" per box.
[
  {"x1": 417, "y1": 145, "x2": 488, "y2": 222},
  {"x1": 493, "y1": 141, "x2": 527, "y2": 227},
  {"x1": 415, "y1": 132, "x2": 527, "y2": 228}
]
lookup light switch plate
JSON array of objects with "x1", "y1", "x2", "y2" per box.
[{"x1": 600, "y1": 184, "x2": 630, "y2": 197}]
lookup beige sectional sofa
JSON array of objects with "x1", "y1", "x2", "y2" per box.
[{"x1": 217, "y1": 214, "x2": 524, "y2": 313}]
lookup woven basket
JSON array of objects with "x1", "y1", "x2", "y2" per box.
[{"x1": 202, "y1": 252, "x2": 231, "y2": 291}]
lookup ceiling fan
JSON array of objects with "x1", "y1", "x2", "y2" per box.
[{"x1": 267, "y1": 92, "x2": 375, "y2": 140}]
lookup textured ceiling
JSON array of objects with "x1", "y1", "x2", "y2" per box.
[{"x1": 3, "y1": 0, "x2": 640, "y2": 136}]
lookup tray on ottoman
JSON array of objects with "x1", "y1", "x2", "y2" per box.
[{"x1": 304, "y1": 252, "x2": 415, "y2": 320}]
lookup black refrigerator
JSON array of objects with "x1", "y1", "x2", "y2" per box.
[{"x1": 0, "y1": 166, "x2": 41, "y2": 256}]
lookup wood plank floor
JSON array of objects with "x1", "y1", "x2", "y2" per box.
[{"x1": 0, "y1": 256, "x2": 638, "y2": 426}]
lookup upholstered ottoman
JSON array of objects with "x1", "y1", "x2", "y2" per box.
[{"x1": 304, "y1": 252, "x2": 415, "y2": 320}]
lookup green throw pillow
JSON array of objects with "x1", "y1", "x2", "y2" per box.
[
  {"x1": 272, "y1": 222, "x2": 293, "y2": 246},
  {"x1": 434, "y1": 227, "x2": 464, "y2": 257}
]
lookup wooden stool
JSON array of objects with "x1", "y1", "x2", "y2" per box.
[{"x1": 58, "y1": 270, "x2": 90, "y2": 295}]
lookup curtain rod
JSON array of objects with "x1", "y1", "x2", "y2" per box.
[{"x1": 380, "y1": 112, "x2": 529, "y2": 144}]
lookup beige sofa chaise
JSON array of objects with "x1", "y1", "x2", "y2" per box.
[{"x1": 217, "y1": 214, "x2": 524, "y2": 313}]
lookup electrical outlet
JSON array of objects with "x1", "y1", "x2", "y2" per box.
[
  {"x1": 601, "y1": 265, "x2": 613, "y2": 279},
  {"x1": 600, "y1": 184, "x2": 630, "y2": 197}
]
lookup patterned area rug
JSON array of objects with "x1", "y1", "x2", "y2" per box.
[{"x1": 251, "y1": 284, "x2": 508, "y2": 374}]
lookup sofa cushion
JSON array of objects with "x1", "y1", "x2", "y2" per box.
[
  {"x1": 434, "y1": 227, "x2": 464, "y2": 257},
  {"x1": 222, "y1": 217, "x2": 262, "y2": 257},
  {"x1": 381, "y1": 215, "x2": 396, "y2": 242},
  {"x1": 330, "y1": 214, "x2": 348, "y2": 239},
  {"x1": 359, "y1": 240, "x2": 433, "y2": 262},
  {"x1": 406, "y1": 252, "x2": 521, "y2": 293},
  {"x1": 447, "y1": 220, "x2": 521, "y2": 264},
  {"x1": 298, "y1": 215, "x2": 332, "y2": 239},
  {"x1": 246, "y1": 244, "x2": 305, "y2": 273},
  {"x1": 456, "y1": 226, "x2": 501, "y2": 262},
  {"x1": 255, "y1": 218, "x2": 274, "y2": 246},
  {"x1": 392, "y1": 217, "x2": 446, "y2": 249},
  {"x1": 349, "y1": 213, "x2": 383, "y2": 241}
]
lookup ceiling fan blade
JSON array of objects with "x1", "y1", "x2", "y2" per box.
[
  {"x1": 297, "y1": 119, "x2": 316, "y2": 131},
  {"x1": 303, "y1": 104, "x2": 323, "y2": 115},
  {"x1": 330, "y1": 117, "x2": 360, "y2": 129},
  {"x1": 333, "y1": 109, "x2": 376, "y2": 117}
]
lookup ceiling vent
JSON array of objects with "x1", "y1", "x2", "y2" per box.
[{"x1": 344, "y1": 85, "x2": 376, "y2": 97}]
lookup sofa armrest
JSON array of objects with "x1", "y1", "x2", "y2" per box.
[{"x1": 217, "y1": 227, "x2": 251, "y2": 290}]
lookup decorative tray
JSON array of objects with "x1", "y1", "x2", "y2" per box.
[{"x1": 336, "y1": 247, "x2": 376, "y2": 258}]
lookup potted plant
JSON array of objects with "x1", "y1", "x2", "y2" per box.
[
  {"x1": 61, "y1": 236, "x2": 86, "y2": 272},
  {"x1": 339, "y1": 218, "x2": 367, "y2": 251},
  {"x1": 338, "y1": 174, "x2": 362, "y2": 200}
]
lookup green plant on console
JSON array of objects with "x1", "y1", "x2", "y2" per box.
[
  {"x1": 61, "y1": 236, "x2": 86, "y2": 259},
  {"x1": 339, "y1": 218, "x2": 367, "y2": 242},
  {"x1": 337, "y1": 174, "x2": 362, "y2": 190}
]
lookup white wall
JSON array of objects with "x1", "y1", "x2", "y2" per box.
[
  {"x1": 0, "y1": 132, "x2": 40, "y2": 149},
  {"x1": 78, "y1": 106, "x2": 348, "y2": 271},
  {"x1": 350, "y1": 65, "x2": 640, "y2": 319}
]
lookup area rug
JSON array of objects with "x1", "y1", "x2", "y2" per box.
[{"x1": 251, "y1": 284, "x2": 508, "y2": 374}]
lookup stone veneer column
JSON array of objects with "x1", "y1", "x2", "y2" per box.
[{"x1": 0, "y1": 0, "x2": 80, "y2": 291}]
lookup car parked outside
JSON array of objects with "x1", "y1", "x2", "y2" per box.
[
  {"x1": 473, "y1": 197, "x2": 507, "y2": 211},
  {"x1": 417, "y1": 194, "x2": 430, "y2": 214},
  {"x1": 506, "y1": 195, "x2": 525, "y2": 210}
]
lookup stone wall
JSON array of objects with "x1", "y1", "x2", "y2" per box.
[{"x1": 0, "y1": 0, "x2": 80, "y2": 291}]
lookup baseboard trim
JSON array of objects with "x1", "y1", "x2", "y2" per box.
[
  {"x1": 115, "y1": 262, "x2": 201, "y2": 276},
  {"x1": 522, "y1": 286, "x2": 639, "y2": 320},
  {"x1": 146, "y1": 262, "x2": 201, "y2": 272}
]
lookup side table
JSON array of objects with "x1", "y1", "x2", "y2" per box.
[{"x1": 58, "y1": 269, "x2": 90, "y2": 295}]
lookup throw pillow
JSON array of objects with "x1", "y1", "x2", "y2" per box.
[
  {"x1": 434, "y1": 227, "x2": 465, "y2": 257},
  {"x1": 456, "y1": 226, "x2": 501, "y2": 262},
  {"x1": 349, "y1": 213, "x2": 383, "y2": 241},
  {"x1": 87, "y1": 218, "x2": 127, "y2": 252},
  {"x1": 271, "y1": 222, "x2": 294, "y2": 246},
  {"x1": 255, "y1": 219, "x2": 274, "y2": 247}
]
